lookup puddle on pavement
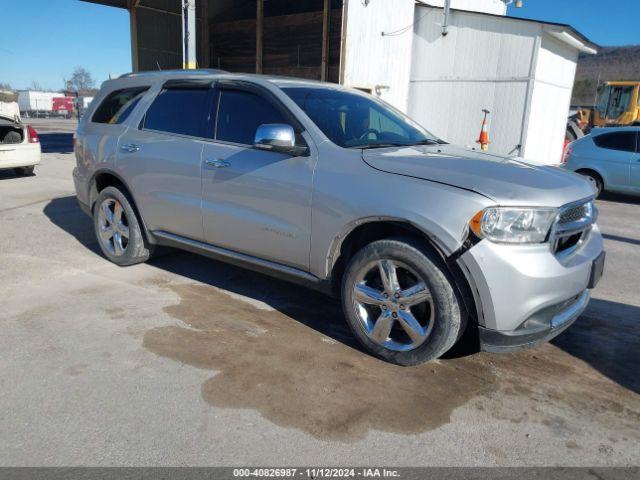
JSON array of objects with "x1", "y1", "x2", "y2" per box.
[
  {"x1": 143, "y1": 283, "x2": 496, "y2": 441},
  {"x1": 141, "y1": 277, "x2": 640, "y2": 443}
]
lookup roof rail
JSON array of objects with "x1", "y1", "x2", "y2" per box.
[{"x1": 117, "y1": 69, "x2": 227, "y2": 79}]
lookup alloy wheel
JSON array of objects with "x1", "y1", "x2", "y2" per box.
[
  {"x1": 352, "y1": 259, "x2": 435, "y2": 352},
  {"x1": 97, "y1": 198, "x2": 130, "y2": 256}
]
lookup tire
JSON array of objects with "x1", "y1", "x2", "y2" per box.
[
  {"x1": 14, "y1": 166, "x2": 35, "y2": 176},
  {"x1": 341, "y1": 236, "x2": 464, "y2": 366},
  {"x1": 578, "y1": 170, "x2": 603, "y2": 197},
  {"x1": 93, "y1": 186, "x2": 152, "y2": 266},
  {"x1": 2, "y1": 131, "x2": 23, "y2": 144}
]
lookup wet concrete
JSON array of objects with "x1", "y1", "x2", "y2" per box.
[
  {"x1": 142, "y1": 275, "x2": 640, "y2": 444},
  {"x1": 143, "y1": 282, "x2": 496, "y2": 441}
]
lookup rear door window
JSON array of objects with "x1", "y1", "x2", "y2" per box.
[
  {"x1": 215, "y1": 89, "x2": 288, "y2": 145},
  {"x1": 143, "y1": 88, "x2": 212, "y2": 138},
  {"x1": 92, "y1": 87, "x2": 149, "y2": 124},
  {"x1": 593, "y1": 131, "x2": 637, "y2": 153}
]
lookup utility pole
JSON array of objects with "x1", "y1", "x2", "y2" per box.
[{"x1": 182, "y1": 0, "x2": 197, "y2": 70}]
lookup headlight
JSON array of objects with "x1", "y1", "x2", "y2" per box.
[{"x1": 470, "y1": 207, "x2": 558, "y2": 244}]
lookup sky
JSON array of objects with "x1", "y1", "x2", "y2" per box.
[
  {"x1": 507, "y1": 0, "x2": 640, "y2": 47},
  {"x1": 0, "y1": 1, "x2": 131, "y2": 91},
  {"x1": 0, "y1": 0, "x2": 638, "y2": 91}
]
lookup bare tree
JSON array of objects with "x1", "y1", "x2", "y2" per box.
[
  {"x1": 66, "y1": 67, "x2": 95, "y2": 94},
  {"x1": 0, "y1": 82, "x2": 12, "y2": 91}
]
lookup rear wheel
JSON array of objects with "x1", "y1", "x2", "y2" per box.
[
  {"x1": 93, "y1": 186, "x2": 152, "y2": 266},
  {"x1": 341, "y1": 237, "x2": 464, "y2": 366},
  {"x1": 14, "y1": 166, "x2": 35, "y2": 176}
]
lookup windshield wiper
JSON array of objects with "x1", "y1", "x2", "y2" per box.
[
  {"x1": 352, "y1": 139, "x2": 445, "y2": 149},
  {"x1": 411, "y1": 139, "x2": 441, "y2": 146},
  {"x1": 356, "y1": 143, "x2": 409, "y2": 150}
]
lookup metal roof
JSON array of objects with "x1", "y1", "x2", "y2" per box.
[
  {"x1": 416, "y1": 1, "x2": 598, "y2": 54},
  {"x1": 81, "y1": 0, "x2": 128, "y2": 8}
]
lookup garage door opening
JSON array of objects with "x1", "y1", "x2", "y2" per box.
[{"x1": 209, "y1": 0, "x2": 343, "y2": 82}]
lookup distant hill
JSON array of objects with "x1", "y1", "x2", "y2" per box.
[{"x1": 572, "y1": 45, "x2": 640, "y2": 106}]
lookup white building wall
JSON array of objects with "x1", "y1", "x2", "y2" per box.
[
  {"x1": 342, "y1": 0, "x2": 415, "y2": 111},
  {"x1": 523, "y1": 35, "x2": 579, "y2": 164},
  {"x1": 420, "y1": 0, "x2": 507, "y2": 15},
  {"x1": 344, "y1": 2, "x2": 586, "y2": 165},
  {"x1": 409, "y1": 7, "x2": 539, "y2": 156}
]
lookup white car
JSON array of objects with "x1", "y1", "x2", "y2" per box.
[{"x1": 0, "y1": 113, "x2": 41, "y2": 176}]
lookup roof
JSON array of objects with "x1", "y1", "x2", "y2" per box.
[
  {"x1": 103, "y1": 70, "x2": 347, "y2": 92},
  {"x1": 416, "y1": 1, "x2": 598, "y2": 54},
  {"x1": 118, "y1": 69, "x2": 227, "y2": 79},
  {"x1": 80, "y1": 0, "x2": 127, "y2": 8},
  {"x1": 604, "y1": 81, "x2": 640, "y2": 86},
  {"x1": 116, "y1": 70, "x2": 324, "y2": 86}
]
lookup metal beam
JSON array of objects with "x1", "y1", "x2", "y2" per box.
[
  {"x1": 201, "y1": 0, "x2": 210, "y2": 67},
  {"x1": 256, "y1": 0, "x2": 264, "y2": 74},
  {"x1": 128, "y1": 0, "x2": 140, "y2": 72},
  {"x1": 321, "y1": 0, "x2": 330, "y2": 81},
  {"x1": 182, "y1": 0, "x2": 197, "y2": 69}
]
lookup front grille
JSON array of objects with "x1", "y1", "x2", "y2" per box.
[
  {"x1": 552, "y1": 200, "x2": 595, "y2": 257},
  {"x1": 559, "y1": 204, "x2": 588, "y2": 224}
]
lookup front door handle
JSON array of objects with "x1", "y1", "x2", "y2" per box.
[
  {"x1": 205, "y1": 158, "x2": 230, "y2": 168},
  {"x1": 120, "y1": 144, "x2": 140, "y2": 153}
]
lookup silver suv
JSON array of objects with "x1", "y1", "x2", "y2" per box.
[{"x1": 73, "y1": 70, "x2": 605, "y2": 365}]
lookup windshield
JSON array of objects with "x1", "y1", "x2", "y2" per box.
[
  {"x1": 282, "y1": 86, "x2": 439, "y2": 148},
  {"x1": 597, "y1": 85, "x2": 634, "y2": 120},
  {"x1": 607, "y1": 86, "x2": 633, "y2": 119}
]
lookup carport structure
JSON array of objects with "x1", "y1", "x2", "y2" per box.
[
  {"x1": 82, "y1": 0, "x2": 343, "y2": 82},
  {"x1": 82, "y1": 0, "x2": 597, "y2": 165}
]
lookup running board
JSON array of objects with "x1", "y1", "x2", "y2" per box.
[{"x1": 153, "y1": 231, "x2": 330, "y2": 293}]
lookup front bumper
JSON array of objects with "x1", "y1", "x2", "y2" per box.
[
  {"x1": 458, "y1": 224, "x2": 604, "y2": 348},
  {"x1": 478, "y1": 289, "x2": 590, "y2": 352}
]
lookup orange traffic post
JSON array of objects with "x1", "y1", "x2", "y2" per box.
[{"x1": 477, "y1": 109, "x2": 490, "y2": 151}]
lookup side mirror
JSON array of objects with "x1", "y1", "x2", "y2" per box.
[{"x1": 254, "y1": 124, "x2": 303, "y2": 155}]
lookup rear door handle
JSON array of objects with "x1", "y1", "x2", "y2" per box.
[
  {"x1": 205, "y1": 158, "x2": 230, "y2": 168},
  {"x1": 120, "y1": 144, "x2": 140, "y2": 153}
]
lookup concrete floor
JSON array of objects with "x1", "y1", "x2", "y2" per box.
[{"x1": 0, "y1": 119, "x2": 638, "y2": 466}]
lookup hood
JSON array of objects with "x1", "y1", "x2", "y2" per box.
[{"x1": 362, "y1": 144, "x2": 595, "y2": 207}]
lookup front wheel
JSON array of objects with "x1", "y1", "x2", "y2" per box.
[
  {"x1": 93, "y1": 186, "x2": 152, "y2": 266},
  {"x1": 341, "y1": 237, "x2": 464, "y2": 366}
]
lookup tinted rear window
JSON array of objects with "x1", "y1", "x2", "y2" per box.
[
  {"x1": 92, "y1": 87, "x2": 149, "y2": 124},
  {"x1": 215, "y1": 89, "x2": 287, "y2": 145},
  {"x1": 593, "y1": 131, "x2": 637, "y2": 153},
  {"x1": 143, "y1": 88, "x2": 211, "y2": 137}
]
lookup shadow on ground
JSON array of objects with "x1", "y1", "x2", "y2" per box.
[
  {"x1": 39, "y1": 133, "x2": 73, "y2": 153},
  {"x1": 42, "y1": 195, "x2": 499, "y2": 440},
  {"x1": 552, "y1": 298, "x2": 640, "y2": 395},
  {"x1": 42, "y1": 195, "x2": 640, "y2": 440},
  {"x1": 599, "y1": 191, "x2": 640, "y2": 206},
  {"x1": 43, "y1": 195, "x2": 100, "y2": 254}
]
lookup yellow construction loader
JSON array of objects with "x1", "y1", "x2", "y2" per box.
[{"x1": 567, "y1": 81, "x2": 640, "y2": 141}]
